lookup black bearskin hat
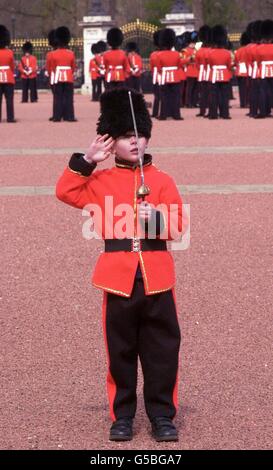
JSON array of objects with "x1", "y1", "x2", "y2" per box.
[
  {"x1": 91, "y1": 43, "x2": 98, "y2": 55},
  {"x1": 212, "y1": 25, "x2": 228, "y2": 47},
  {"x1": 55, "y1": 26, "x2": 71, "y2": 47},
  {"x1": 48, "y1": 29, "x2": 57, "y2": 48},
  {"x1": 107, "y1": 28, "x2": 123, "y2": 48},
  {"x1": 153, "y1": 30, "x2": 160, "y2": 48},
  {"x1": 97, "y1": 40, "x2": 107, "y2": 53},
  {"x1": 261, "y1": 19, "x2": 273, "y2": 40},
  {"x1": 198, "y1": 25, "x2": 211, "y2": 45},
  {"x1": 97, "y1": 88, "x2": 152, "y2": 139},
  {"x1": 126, "y1": 41, "x2": 138, "y2": 52},
  {"x1": 0, "y1": 24, "x2": 10, "y2": 48},
  {"x1": 159, "y1": 28, "x2": 176, "y2": 49},
  {"x1": 22, "y1": 41, "x2": 33, "y2": 54},
  {"x1": 247, "y1": 20, "x2": 262, "y2": 42},
  {"x1": 240, "y1": 32, "x2": 250, "y2": 47}
]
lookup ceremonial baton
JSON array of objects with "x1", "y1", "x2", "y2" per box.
[{"x1": 128, "y1": 91, "x2": 150, "y2": 199}]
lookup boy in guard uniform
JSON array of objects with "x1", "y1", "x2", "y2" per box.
[{"x1": 56, "y1": 88, "x2": 183, "y2": 442}]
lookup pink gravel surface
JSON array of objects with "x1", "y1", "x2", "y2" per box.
[{"x1": 0, "y1": 92, "x2": 273, "y2": 450}]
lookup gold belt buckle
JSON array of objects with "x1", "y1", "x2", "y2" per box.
[{"x1": 131, "y1": 237, "x2": 141, "y2": 252}]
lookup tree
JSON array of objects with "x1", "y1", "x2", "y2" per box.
[
  {"x1": 143, "y1": 0, "x2": 173, "y2": 26},
  {"x1": 202, "y1": 0, "x2": 245, "y2": 30}
]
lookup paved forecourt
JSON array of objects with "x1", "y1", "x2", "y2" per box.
[{"x1": 0, "y1": 92, "x2": 272, "y2": 450}]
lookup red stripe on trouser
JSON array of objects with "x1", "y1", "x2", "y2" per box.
[
  {"x1": 171, "y1": 288, "x2": 179, "y2": 413},
  {"x1": 102, "y1": 292, "x2": 117, "y2": 422}
]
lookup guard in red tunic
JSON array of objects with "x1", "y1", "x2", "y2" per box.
[
  {"x1": 56, "y1": 88, "x2": 182, "y2": 442},
  {"x1": 103, "y1": 28, "x2": 130, "y2": 90},
  {"x1": 18, "y1": 41, "x2": 38, "y2": 103},
  {"x1": 234, "y1": 32, "x2": 250, "y2": 108},
  {"x1": 0, "y1": 24, "x2": 16, "y2": 123},
  {"x1": 184, "y1": 31, "x2": 199, "y2": 108},
  {"x1": 207, "y1": 25, "x2": 232, "y2": 119},
  {"x1": 89, "y1": 43, "x2": 99, "y2": 101},
  {"x1": 157, "y1": 28, "x2": 183, "y2": 120},
  {"x1": 149, "y1": 30, "x2": 161, "y2": 118},
  {"x1": 45, "y1": 30, "x2": 57, "y2": 121},
  {"x1": 195, "y1": 25, "x2": 212, "y2": 117},
  {"x1": 95, "y1": 40, "x2": 107, "y2": 99},
  {"x1": 245, "y1": 21, "x2": 263, "y2": 118},
  {"x1": 256, "y1": 20, "x2": 273, "y2": 118},
  {"x1": 50, "y1": 26, "x2": 76, "y2": 122},
  {"x1": 125, "y1": 41, "x2": 143, "y2": 92}
]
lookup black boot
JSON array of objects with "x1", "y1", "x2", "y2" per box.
[
  {"x1": 109, "y1": 418, "x2": 133, "y2": 441},
  {"x1": 151, "y1": 417, "x2": 178, "y2": 442}
]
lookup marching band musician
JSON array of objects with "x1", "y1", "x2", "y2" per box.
[
  {"x1": 50, "y1": 26, "x2": 77, "y2": 122},
  {"x1": 126, "y1": 41, "x2": 143, "y2": 92},
  {"x1": 157, "y1": 28, "x2": 183, "y2": 120},
  {"x1": 234, "y1": 32, "x2": 250, "y2": 108},
  {"x1": 89, "y1": 43, "x2": 99, "y2": 102},
  {"x1": 195, "y1": 25, "x2": 212, "y2": 117},
  {"x1": 256, "y1": 19, "x2": 273, "y2": 118},
  {"x1": 18, "y1": 41, "x2": 38, "y2": 103},
  {"x1": 149, "y1": 30, "x2": 162, "y2": 118},
  {"x1": 207, "y1": 25, "x2": 232, "y2": 120},
  {"x1": 103, "y1": 27, "x2": 130, "y2": 90}
]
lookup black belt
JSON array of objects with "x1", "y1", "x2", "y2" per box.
[{"x1": 104, "y1": 239, "x2": 167, "y2": 253}]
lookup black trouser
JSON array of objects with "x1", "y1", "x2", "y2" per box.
[
  {"x1": 0, "y1": 83, "x2": 14, "y2": 121},
  {"x1": 198, "y1": 81, "x2": 210, "y2": 115},
  {"x1": 160, "y1": 83, "x2": 181, "y2": 119},
  {"x1": 258, "y1": 78, "x2": 272, "y2": 117},
  {"x1": 126, "y1": 76, "x2": 141, "y2": 92},
  {"x1": 152, "y1": 83, "x2": 161, "y2": 117},
  {"x1": 249, "y1": 78, "x2": 261, "y2": 117},
  {"x1": 53, "y1": 82, "x2": 75, "y2": 121},
  {"x1": 21, "y1": 78, "x2": 37, "y2": 102},
  {"x1": 104, "y1": 278, "x2": 181, "y2": 421},
  {"x1": 237, "y1": 76, "x2": 249, "y2": 108},
  {"x1": 91, "y1": 79, "x2": 99, "y2": 101},
  {"x1": 209, "y1": 82, "x2": 230, "y2": 118},
  {"x1": 185, "y1": 77, "x2": 198, "y2": 107}
]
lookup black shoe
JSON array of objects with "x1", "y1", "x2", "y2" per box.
[
  {"x1": 196, "y1": 113, "x2": 204, "y2": 117},
  {"x1": 221, "y1": 116, "x2": 232, "y2": 119},
  {"x1": 7, "y1": 119, "x2": 17, "y2": 123},
  {"x1": 66, "y1": 118, "x2": 78, "y2": 122},
  {"x1": 173, "y1": 116, "x2": 184, "y2": 120},
  {"x1": 52, "y1": 119, "x2": 61, "y2": 122},
  {"x1": 208, "y1": 116, "x2": 218, "y2": 120},
  {"x1": 254, "y1": 114, "x2": 266, "y2": 119},
  {"x1": 109, "y1": 418, "x2": 133, "y2": 441},
  {"x1": 158, "y1": 117, "x2": 167, "y2": 120},
  {"x1": 49, "y1": 117, "x2": 54, "y2": 121},
  {"x1": 151, "y1": 417, "x2": 178, "y2": 442}
]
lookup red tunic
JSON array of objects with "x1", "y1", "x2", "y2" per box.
[
  {"x1": 195, "y1": 46, "x2": 211, "y2": 81},
  {"x1": 234, "y1": 46, "x2": 248, "y2": 77},
  {"x1": 256, "y1": 43, "x2": 273, "y2": 79},
  {"x1": 103, "y1": 50, "x2": 130, "y2": 83},
  {"x1": 207, "y1": 48, "x2": 232, "y2": 82},
  {"x1": 56, "y1": 156, "x2": 183, "y2": 297},
  {"x1": 127, "y1": 52, "x2": 143, "y2": 77},
  {"x1": 89, "y1": 57, "x2": 99, "y2": 80},
  {"x1": 18, "y1": 54, "x2": 38, "y2": 79},
  {"x1": 183, "y1": 46, "x2": 199, "y2": 78},
  {"x1": 0, "y1": 48, "x2": 15, "y2": 84},
  {"x1": 150, "y1": 50, "x2": 161, "y2": 84},
  {"x1": 50, "y1": 48, "x2": 76, "y2": 84},
  {"x1": 157, "y1": 50, "x2": 181, "y2": 84}
]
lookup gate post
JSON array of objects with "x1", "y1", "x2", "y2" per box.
[{"x1": 78, "y1": 1, "x2": 114, "y2": 94}]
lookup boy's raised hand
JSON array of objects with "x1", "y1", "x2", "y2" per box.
[{"x1": 84, "y1": 134, "x2": 115, "y2": 163}]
